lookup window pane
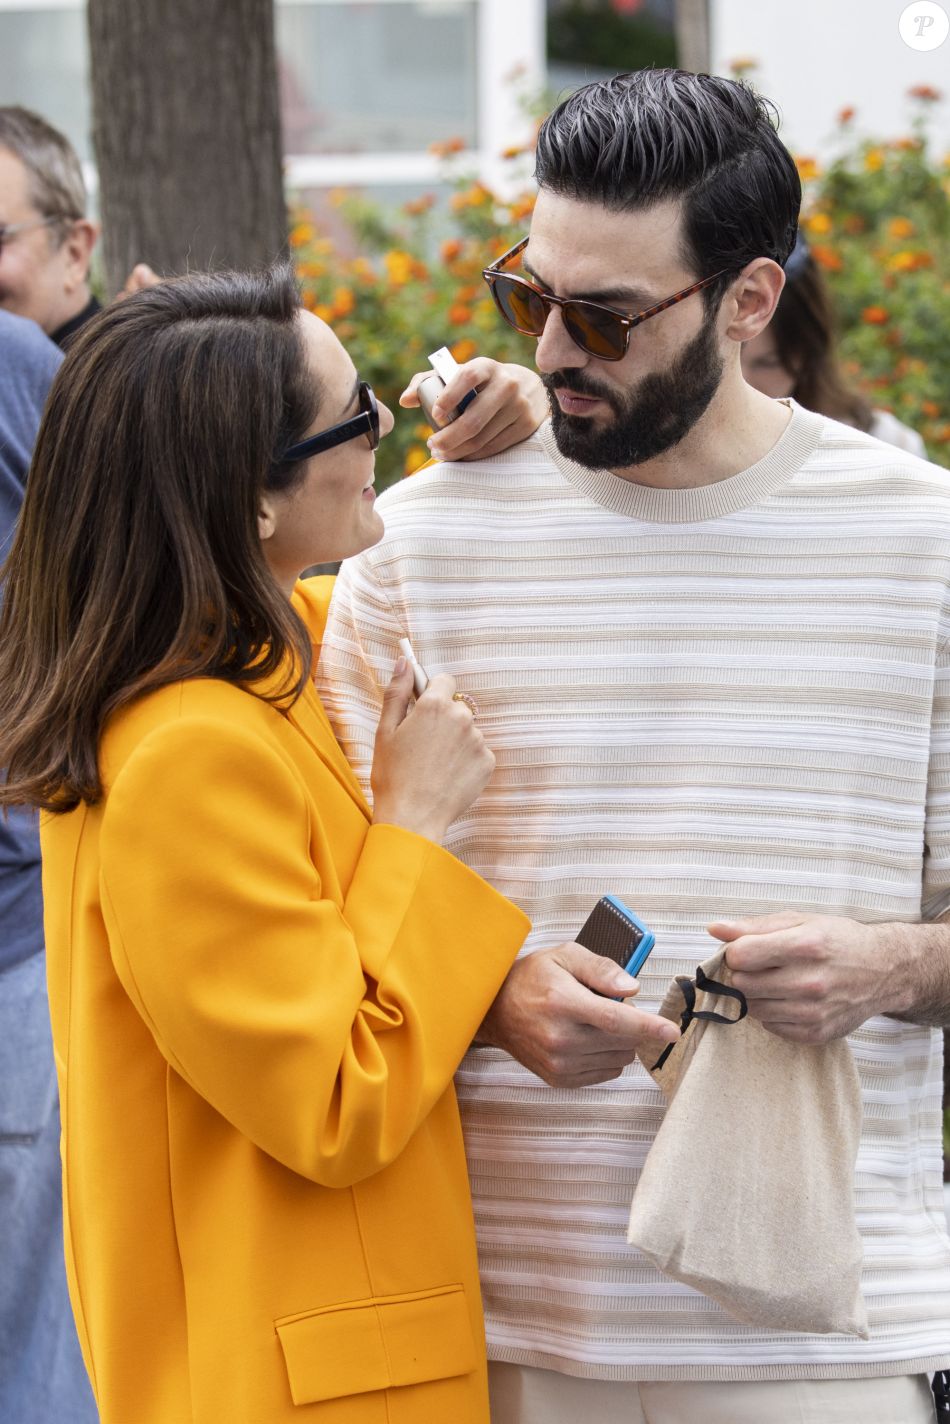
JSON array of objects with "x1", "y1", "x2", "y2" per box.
[
  {"x1": 0, "y1": 9, "x2": 91, "y2": 163},
  {"x1": 277, "y1": 0, "x2": 478, "y2": 155}
]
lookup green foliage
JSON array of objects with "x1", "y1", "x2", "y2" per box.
[
  {"x1": 796, "y1": 94, "x2": 950, "y2": 464},
  {"x1": 547, "y1": 4, "x2": 676, "y2": 72}
]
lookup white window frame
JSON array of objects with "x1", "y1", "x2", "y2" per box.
[{"x1": 1, "y1": 0, "x2": 545, "y2": 198}]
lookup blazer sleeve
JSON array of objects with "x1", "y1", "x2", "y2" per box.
[{"x1": 98, "y1": 714, "x2": 528, "y2": 1188}]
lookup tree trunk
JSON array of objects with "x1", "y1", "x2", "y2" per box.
[
  {"x1": 673, "y1": 0, "x2": 711, "y2": 74},
  {"x1": 88, "y1": 0, "x2": 287, "y2": 296}
]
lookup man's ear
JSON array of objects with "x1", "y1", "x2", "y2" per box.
[
  {"x1": 723, "y1": 259, "x2": 786, "y2": 344},
  {"x1": 61, "y1": 218, "x2": 99, "y2": 293},
  {"x1": 258, "y1": 493, "x2": 279, "y2": 545}
]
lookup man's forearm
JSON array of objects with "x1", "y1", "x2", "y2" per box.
[{"x1": 887, "y1": 918, "x2": 950, "y2": 1027}]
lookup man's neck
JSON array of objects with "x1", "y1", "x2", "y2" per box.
[{"x1": 609, "y1": 375, "x2": 793, "y2": 490}]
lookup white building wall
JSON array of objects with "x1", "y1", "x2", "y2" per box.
[{"x1": 710, "y1": 0, "x2": 950, "y2": 159}]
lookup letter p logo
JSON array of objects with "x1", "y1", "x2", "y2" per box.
[{"x1": 900, "y1": 1, "x2": 949, "y2": 49}]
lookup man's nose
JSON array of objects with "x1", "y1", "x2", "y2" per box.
[{"x1": 534, "y1": 305, "x2": 587, "y2": 376}]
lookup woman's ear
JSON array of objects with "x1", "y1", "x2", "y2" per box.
[
  {"x1": 257, "y1": 493, "x2": 278, "y2": 544},
  {"x1": 724, "y1": 259, "x2": 786, "y2": 344}
]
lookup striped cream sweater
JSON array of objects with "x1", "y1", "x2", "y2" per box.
[{"x1": 318, "y1": 403, "x2": 950, "y2": 1380}]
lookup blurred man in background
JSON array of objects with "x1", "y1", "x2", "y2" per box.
[
  {"x1": 0, "y1": 105, "x2": 155, "y2": 347},
  {"x1": 0, "y1": 107, "x2": 100, "y2": 345},
  {"x1": 0, "y1": 308, "x2": 97, "y2": 1420}
]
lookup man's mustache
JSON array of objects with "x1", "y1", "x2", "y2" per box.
[{"x1": 541, "y1": 370, "x2": 618, "y2": 408}]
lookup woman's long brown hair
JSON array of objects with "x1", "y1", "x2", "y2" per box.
[
  {"x1": 772, "y1": 258, "x2": 873, "y2": 431},
  {"x1": 0, "y1": 266, "x2": 321, "y2": 812}
]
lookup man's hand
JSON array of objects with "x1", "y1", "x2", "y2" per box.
[
  {"x1": 118, "y1": 263, "x2": 160, "y2": 298},
  {"x1": 400, "y1": 358, "x2": 546, "y2": 462},
  {"x1": 477, "y1": 943, "x2": 679, "y2": 1087},
  {"x1": 711, "y1": 912, "x2": 893, "y2": 1044}
]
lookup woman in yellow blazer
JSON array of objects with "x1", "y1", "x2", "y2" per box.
[{"x1": 0, "y1": 268, "x2": 532, "y2": 1424}]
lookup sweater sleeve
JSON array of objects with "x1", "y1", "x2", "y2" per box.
[
  {"x1": 923, "y1": 631, "x2": 950, "y2": 920},
  {"x1": 99, "y1": 715, "x2": 528, "y2": 1187},
  {"x1": 316, "y1": 553, "x2": 405, "y2": 803}
]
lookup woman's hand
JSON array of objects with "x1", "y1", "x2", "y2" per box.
[
  {"x1": 400, "y1": 358, "x2": 547, "y2": 463},
  {"x1": 370, "y1": 658, "x2": 494, "y2": 843}
]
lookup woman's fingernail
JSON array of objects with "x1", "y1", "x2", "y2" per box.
[{"x1": 394, "y1": 656, "x2": 407, "y2": 674}]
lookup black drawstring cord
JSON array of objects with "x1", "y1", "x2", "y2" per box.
[{"x1": 651, "y1": 966, "x2": 748, "y2": 1072}]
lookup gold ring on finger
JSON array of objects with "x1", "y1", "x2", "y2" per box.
[{"x1": 452, "y1": 691, "x2": 479, "y2": 717}]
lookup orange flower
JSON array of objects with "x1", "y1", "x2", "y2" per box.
[
  {"x1": 450, "y1": 337, "x2": 478, "y2": 364},
  {"x1": 908, "y1": 84, "x2": 942, "y2": 102},
  {"x1": 805, "y1": 212, "x2": 832, "y2": 235},
  {"x1": 450, "y1": 183, "x2": 492, "y2": 212},
  {"x1": 330, "y1": 286, "x2": 355, "y2": 318},
  {"x1": 289, "y1": 221, "x2": 316, "y2": 249},
  {"x1": 302, "y1": 292, "x2": 335, "y2": 322},
  {"x1": 864, "y1": 147, "x2": 885, "y2": 172},
  {"x1": 448, "y1": 303, "x2": 473, "y2": 325},
  {"x1": 384, "y1": 250, "x2": 414, "y2": 287},
  {"x1": 295, "y1": 259, "x2": 326, "y2": 280},
  {"x1": 441, "y1": 238, "x2": 463, "y2": 264},
  {"x1": 888, "y1": 249, "x2": 933, "y2": 272},
  {"x1": 922, "y1": 401, "x2": 941, "y2": 418},
  {"x1": 429, "y1": 136, "x2": 466, "y2": 159},
  {"x1": 501, "y1": 143, "x2": 530, "y2": 160},
  {"x1": 508, "y1": 195, "x2": 536, "y2": 224},
  {"x1": 413, "y1": 423, "x2": 434, "y2": 441},
  {"x1": 795, "y1": 155, "x2": 821, "y2": 181},
  {"x1": 838, "y1": 105, "x2": 856, "y2": 124},
  {"x1": 729, "y1": 56, "x2": 759, "y2": 75},
  {"x1": 842, "y1": 214, "x2": 866, "y2": 235},
  {"x1": 888, "y1": 217, "x2": 915, "y2": 239},
  {"x1": 811, "y1": 244, "x2": 843, "y2": 272},
  {"x1": 862, "y1": 305, "x2": 890, "y2": 325},
  {"x1": 404, "y1": 193, "x2": 436, "y2": 216},
  {"x1": 404, "y1": 444, "x2": 430, "y2": 475}
]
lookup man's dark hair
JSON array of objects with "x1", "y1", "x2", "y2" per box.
[{"x1": 535, "y1": 69, "x2": 801, "y2": 309}]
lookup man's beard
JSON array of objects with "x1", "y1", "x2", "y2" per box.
[{"x1": 544, "y1": 313, "x2": 724, "y2": 470}]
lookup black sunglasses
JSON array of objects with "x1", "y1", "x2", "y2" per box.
[
  {"x1": 483, "y1": 237, "x2": 731, "y2": 362},
  {"x1": 280, "y1": 381, "x2": 379, "y2": 464}
]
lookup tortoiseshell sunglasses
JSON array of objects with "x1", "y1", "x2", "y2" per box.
[{"x1": 482, "y1": 237, "x2": 731, "y2": 362}]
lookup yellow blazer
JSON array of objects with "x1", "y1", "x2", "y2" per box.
[{"x1": 41, "y1": 578, "x2": 528, "y2": 1424}]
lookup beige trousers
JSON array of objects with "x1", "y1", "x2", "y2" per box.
[{"x1": 488, "y1": 1361, "x2": 937, "y2": 1424}]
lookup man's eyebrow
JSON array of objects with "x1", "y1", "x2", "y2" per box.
[{"x1": 521, "y1": 256, "x2": 657, "y2": 312}]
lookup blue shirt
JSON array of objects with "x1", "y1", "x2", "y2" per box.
[{"x1": 0, "y1": 311, "x2": 62, "y2": 973}]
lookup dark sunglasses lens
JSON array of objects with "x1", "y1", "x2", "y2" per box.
[
  {"x1": 361, "y1": 383, "x2": 380, "y2": 449},
  {"x1": 564, "y1": 302, "x2": 627, "y2": 360},
  {"x1": 492, "y1": 275, "x2": 548, "y2": 336}
]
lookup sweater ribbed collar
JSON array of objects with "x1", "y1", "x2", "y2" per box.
[{"x1": 536, "y1": 399, "x2": 825, "y2": 524}]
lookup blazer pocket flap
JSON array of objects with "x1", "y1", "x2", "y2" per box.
[{"x1": 275, "y1": 1283, "x2": 477, "y2": 1405}]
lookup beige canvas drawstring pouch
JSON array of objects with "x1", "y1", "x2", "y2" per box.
[{"x1": 626, "y1": 950, "x2": 868, "y2": 1338}]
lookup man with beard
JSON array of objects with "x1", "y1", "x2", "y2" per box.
[{"x1": 319, "y1": 69, "x2": 950, "y2": 1424}]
